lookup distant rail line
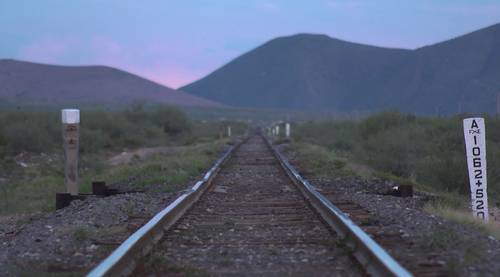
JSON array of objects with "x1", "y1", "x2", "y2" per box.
[{"x1": 88, "y1": 134, "x2": 412, "y2": 276}]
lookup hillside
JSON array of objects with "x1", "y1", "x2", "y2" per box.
[
  {"x1": 182, "y1": 23, "x2": 500, "y2": 114},
  {"x1": 0, "y1": 59, "x2": 223, "y2": 108}
]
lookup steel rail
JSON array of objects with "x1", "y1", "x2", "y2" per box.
[
  {"x1": 87, "y1": 141, "x2": 241, "y2": 277},
  {"x1": 264, "y1": 136, "x2": 413, "y2": 277}
]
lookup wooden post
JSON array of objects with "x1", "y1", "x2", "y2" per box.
[{"x1": 62, "y1": 109, "x2": 80, "y2": 195}]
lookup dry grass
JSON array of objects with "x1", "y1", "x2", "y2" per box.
[
  {"x1": 0, "y1": 140, "x2": 227, "y2": 215},
  {"x1": 292, "y1": 139, "x2": 500, "y2": 240},
  {"x1": 425, "y1": 199, "x2": 500, "y2": 239},
  {"x1": 291, "y1": 142, "x2": 372, "y2": 178}
]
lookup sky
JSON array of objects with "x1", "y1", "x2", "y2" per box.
[{"x1": 1, "y1": 0, "x2": 499, "y2": 89}]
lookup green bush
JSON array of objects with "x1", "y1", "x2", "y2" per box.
[
  {"x1": 151, "y1": 106, "x2": 191, "y2": 135},
  {"x1": 294, "y1": 112, "x2": 500, "y2": 199},
  {"x1": 358, "y1": 111, "x2": 416, "y2": 139},
  {"x1": 0, "y1": 106, "x2": 248, "y2": 156},
  {"x1": 2, "y1": 121, "x2": 54, "y2": 153}
]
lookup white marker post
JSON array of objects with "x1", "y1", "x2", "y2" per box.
[
  {"x1": 463, "y1": 117, "x2": 489, "y2": 222},
  {"x1": 62, "y1": 109, "x2": 80, "y2": 196},
  {"x1": 227, "y1": 126, "x2": 232, "y2": 137},
  {"x1": 285, "y1": 123, "x2": 291, "y2": 138},
  {"x1": 276, "y1": 125, "x2": 280, "y2": 136}
]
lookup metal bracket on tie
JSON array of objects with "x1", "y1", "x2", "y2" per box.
[
  {"x1": 55, "y1": 181, "x2": 145, "y2": 209},
  {"x1": 385, "y1": 185, "x2": 413, "y2": 197}
]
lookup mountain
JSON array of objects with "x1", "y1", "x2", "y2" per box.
[
  {"x1": 0, "y1": 59, "x2": 223, "y2": 108},
  {"x1": 182, "y1": 23, "x2": 500, "y2": 114}
]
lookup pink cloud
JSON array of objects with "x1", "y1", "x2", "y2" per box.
[
  {"x1": 15, "y1": 36, "x2": 228, "y2": 89},
  {"x1": 18, "y1": 37, "x2": 73, "y2": 63},
  {"x1": 84, "y1": 37, "x2": 218, "y2": 87},
  {"x1": 141, "y1": 68, "x2": 200, "y2": 89}
]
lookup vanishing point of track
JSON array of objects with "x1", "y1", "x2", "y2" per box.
[{"x1": 88, "y1": 134, "x2": 411, "y2": 276}]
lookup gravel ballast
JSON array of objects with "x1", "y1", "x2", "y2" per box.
[
  {"x1": 281, "y1": 143, "x2": 500, "y2": 276},
  {"x1": 0, "y1": 142, "x2": 232, "y2": 276},
  {"x1": 0, "y1": 190, "x2": 178, "y2": 275}
]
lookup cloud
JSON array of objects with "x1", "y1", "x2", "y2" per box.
[
  {"x1": 85, "y1": 38, "x2": 212, "y2": 88},
  {"x1": 257, "y1": 1, "x2": 280, "y2": 13},
  {"x1": 89, "y1": 36, "x2": 130, "y2": 66},
  {"x1": 18, "y1": 37, "x2": 73, "y2": 63},
  {"x1": 138, "y1": 66, "x2": 200, "y2": 89},
  {"x1": 15, "y1": 35, "x2": 228, "y2": 88}
]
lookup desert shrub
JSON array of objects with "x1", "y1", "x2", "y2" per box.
[
  {"x1": 124, "y1": 101, "x2": 149, "y2": 123},
  {"x1": 294, "y1": 112, "x2": 500, "y2": 199},
  {"x1": 189, "y1": 120, "x2": 247, "y2": 142},
  {"x1": 0, "y1": 111, "x2": 59, "y2": 154},
  {"x1": 358, "y1": 111, "x2": 416, "y2": 139},
  {"x1": 2, "y1": 120, "x2": 55, "y2": 153},
  {"x1": 0, "y1": 106, "x2": 247, "y2": 155},
  {"x1": 2, "y1": 124, "x2": 42, "y2": 153},
  {"x1": 359, "y1": 128, "x2": 412, "y2": 176},
  {"x1": 80, "y1": 128, "x2": 109, "y2": 153},
  {"x1": 293, "y1": 121, "x2": 358, "y2": 153},
  {"x1": 150, "y1": 106, "x2": 191, "y2": 135}
]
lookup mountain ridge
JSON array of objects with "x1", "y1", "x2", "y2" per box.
[
  {"x1": 0, "y1": 59, "x2": 224, "y2": 108},
  {"x1": 182, "y1": 22, "x2": 500, "y2": 114}
]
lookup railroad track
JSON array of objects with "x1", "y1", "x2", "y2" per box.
[{"x1": 88, "y1": 134, "x2": 412, "y2": 276}]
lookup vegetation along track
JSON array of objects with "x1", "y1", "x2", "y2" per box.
[{"x1": 89, "y1": 134, "x2": 411, "y2": 276}]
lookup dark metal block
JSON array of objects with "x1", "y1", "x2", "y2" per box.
[
  {"x1": 56, "y1": 193, "x2": 72, "y2": 210},
  {"x1": 398, "y1": 184, "x2": 413, "y2": 197},
  {"x1": 92, "y1": 181, "x2": 107, "y2": 196}
]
